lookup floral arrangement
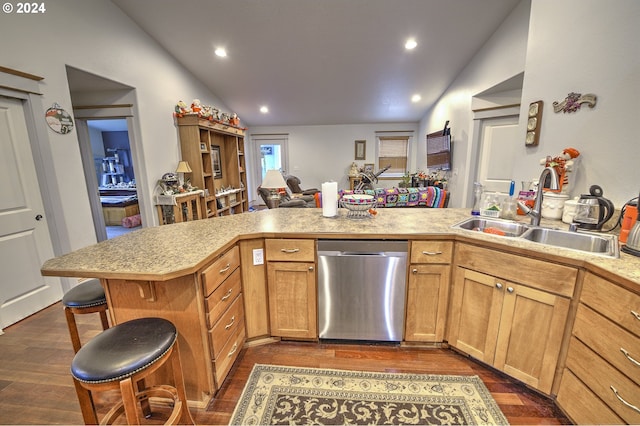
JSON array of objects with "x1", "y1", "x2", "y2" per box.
[{"x1": 173, "y1": 99, "x2": 245, "y2": 129}]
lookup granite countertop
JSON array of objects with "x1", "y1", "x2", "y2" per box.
[{"x1": 41, "y1": 208, "x2": 640, "y2": 287}]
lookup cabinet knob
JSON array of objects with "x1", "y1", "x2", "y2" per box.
[
  {"x1": 507, "y1": 287, "x2": 514, "y2": 293},
  {"x1": 308, "y1": 266, "x2": 314, "y2": 271},
  {"x1": 412, "y1": 268, "x2": 418, "y2": 274},
  {"x1": 495, "y1": 283, "x2": 503, "y2": 290}
]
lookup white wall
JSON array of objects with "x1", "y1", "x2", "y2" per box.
[
  {"x1": 1, "y1": 0, "x2": 231, "y2": 251},
  {"x1": 247, "y1": 123, "x2": 418, "y2": 200},
  {"x1": 515, "y1": 0, "x2": 640, "y2": 207},
  {"x1": 418, "y1": 0, "x2": 531, "y2": 208},
  {"x1": 420, "y1": 0, "x2": 640, "y2": 209}
]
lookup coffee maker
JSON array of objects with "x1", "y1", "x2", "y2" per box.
[{"x1": 572, "y1": 185, "x2": 614, "y2": 231}]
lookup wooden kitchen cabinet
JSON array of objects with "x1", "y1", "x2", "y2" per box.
[
  {"x1": 239, "y1": 238, "x2": 270, "y2": 340},
  {"x1": 265, "y1": 239, "x2": 317, "y2": 339},
  {"x1": 557, "y1": 272, "x2": 640, "y2": 424},
  {"x1": 404, "y1": 241, "x2": 452, "y2": 343},
  {"x1": 200, "y1": 245, "x2": 246, "y2": 390},
  {"x1": 447, "y1": 243, "x2": 575, "y2": 394}
]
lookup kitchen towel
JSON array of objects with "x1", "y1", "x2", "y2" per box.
[{"x1": 321, "y1": 181, "x2": 338, "y2": 217}]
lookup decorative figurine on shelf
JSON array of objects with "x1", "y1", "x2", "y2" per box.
[
  {"x1": 200, "y1": 105, "x2": 213, "y2": 120},
  {"x1": 220, "y1": 112, "x2": 230, "y2": 124},
  {"x1": 174, "y1": 100, "x2": 192, "y2": 117},
  {"x1": 540, "y1": 147, "x2": 580, "y2": 193},
  {"x1": 229, "y1": 113, "x2": 240, "y2": 126},
  {"x1": 348, "y1": 162, "x2": 359, "y2": 177},
  {"x1": 191, "y1": 99, "x2": 202, "y2": 114}
]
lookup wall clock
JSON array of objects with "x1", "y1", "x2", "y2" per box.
[{"x1": 525, "y1": 100, "x2": 543, "y2": 146}]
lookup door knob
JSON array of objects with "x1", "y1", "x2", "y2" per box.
[{"x1": 35, "y1": 214, "x2": 43, "y2": 221}]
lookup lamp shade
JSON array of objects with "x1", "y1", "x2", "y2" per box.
[
  {"x1": 176, "y1": 161, "x2": 192, "y2": 173},
  {"x1": 261, "y1": 170, "x2": 286, "y2": 189}
]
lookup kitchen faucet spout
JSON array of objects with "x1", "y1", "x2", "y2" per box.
[{"x1": 518, "y1": 167, "x2": 560, "y2": 226}]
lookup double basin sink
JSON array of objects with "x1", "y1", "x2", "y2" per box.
[{"x1": 452, "y1": 217, "x2": 619, "y2": 258}]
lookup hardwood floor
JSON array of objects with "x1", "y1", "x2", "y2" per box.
[{"x1": 0, "y1": 302, "x2": 571, "y2": 425}]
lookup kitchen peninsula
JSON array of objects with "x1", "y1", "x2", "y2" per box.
[{"x1": 41, "y1": 208, "x2": 640, "y2": 422}]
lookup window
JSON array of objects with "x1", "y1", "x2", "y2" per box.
[{"x1": 375, "y1": 132, "x2": 412, "y2": 177}]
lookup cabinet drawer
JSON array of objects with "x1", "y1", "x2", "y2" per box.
[
  {"x1": 205, "y1": 268, "x2": 241, "y2": 327},
  {"x1": 265, "y1": 239, "x2": 315, "y2": 262},
  {"x1": 581, "y1": 272, "x2": 640, "y2": 337},
  {"x1": 566, "y1": 337, "x2": 640, "y2": 424},
  {"x1": 410, "y1": 241, "x2": 453, "y2": 264},
  {"x1": 202, "y1": 246, "x2": 240, "y2": 296},
  {"x1": 209, "y1": 294, "x2": 244, "y2": 358},
  {"x1": 213, "y1": 324, "x2": 245, "y2": 388},
  {"x1": 557, "y1": 369, "x2": 624, "y2": 425},
  {"x1": 454, "y1": 243, "x2": 577, "y2": 297},
  {"x1": 573, "y1": 304, "x2": 640, "y2": 386}
]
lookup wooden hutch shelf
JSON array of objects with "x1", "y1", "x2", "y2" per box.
[{"x1": 176, "y1": 116, "x2": 248, "y2": 218}]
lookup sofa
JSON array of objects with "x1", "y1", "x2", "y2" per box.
[{"x1": 339, "y1": 186, "x2": 449, "y2": 208}]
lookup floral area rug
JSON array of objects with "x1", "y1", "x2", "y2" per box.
[{"x1": 229, "y1": 364, "x2": 508, "y2": 425}]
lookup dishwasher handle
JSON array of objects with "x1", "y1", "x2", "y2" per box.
[{"x1": 339, "y1": 251, "x2": 386, "y2": 256}]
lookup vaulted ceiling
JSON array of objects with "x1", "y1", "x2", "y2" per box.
[{"x1": 112, "y1": 0, "x2": 521, "y2": 127}]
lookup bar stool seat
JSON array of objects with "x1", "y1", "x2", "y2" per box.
[
  {"x1": 70, "y1": 317, "x2": 195, "y2": 425},
  {"x1": 62, "y1": 279, "x2": 110, "y2": 353}
]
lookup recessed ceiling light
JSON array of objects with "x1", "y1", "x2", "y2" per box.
[
  {"x1": 214, "y1": 47, "x2": 227, "y2": 57},
  {"x1": 411, "y1": 94, "x2": 422, "y2": 103},
  {"x1": 405, "y1": 39, "x2": 417, "y2": 50},
  {"x1": 260, "y1": 106, "x2": 269, "y2": 114}
]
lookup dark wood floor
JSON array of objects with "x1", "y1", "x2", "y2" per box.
[{"x1": 0, "y1": 302, "x2": 572, "y2": 425}]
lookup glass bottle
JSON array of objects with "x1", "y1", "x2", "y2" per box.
[{"x1": 471, "y1": 182, "x2": 483, "y2": 216}]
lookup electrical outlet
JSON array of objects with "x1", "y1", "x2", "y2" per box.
[{"x1": 252, "y1": 248, "x2": 264, "y2": 265}]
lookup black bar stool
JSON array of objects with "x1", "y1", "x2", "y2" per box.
[
  {"x1": 70, "y1": 317, "x2": 195, "y2": 425},
  {"x1": 62, "y1": 279, "x2": 110, "y2": 353}
]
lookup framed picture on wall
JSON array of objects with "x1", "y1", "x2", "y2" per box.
[
  {"x1": 212, "y1": 145, "x2": 223, "y2": 179},
  {"x1": 355, "y1": 140, "x2": 366, "y2": 160}
]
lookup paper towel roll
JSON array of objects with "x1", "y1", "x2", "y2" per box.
[{"x1": 321, "y1": 181, "x2": 338, "y2": 217}]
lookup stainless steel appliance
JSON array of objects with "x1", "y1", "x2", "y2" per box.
[
  {"x1": 622, "y1": 190, "x2": 640, "y2": 257},
  {"x1": 573, "y1": 185, "x2": 614, "y2": 231},
  {"x1": 317, "y1": 240, "x2": 408, "y2": 342}
]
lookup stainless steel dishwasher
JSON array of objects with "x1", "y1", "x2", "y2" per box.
[{"x1": 317, "y1": 240, "x2": 408, "y2": 342}]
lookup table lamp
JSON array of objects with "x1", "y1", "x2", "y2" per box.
[
  {"x1": 176, "y1": 161, "x2": 192, "y2": 187},
  {"x1": 261, "y1": 170, "x2": 286, "y2": 208}
]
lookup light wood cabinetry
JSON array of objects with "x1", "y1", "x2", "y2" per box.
[
  {"x1": 404, "y1": 241, "x2": 452, "y2": 343},
  {"x1": 557, "y1": 272, "x2": 640, "y2": 424},
  {"x1": 239, "y1": 239, "x2": 270, "y2": 340},
  {"x1": 176, "y1": 116, "x2": 248, "y2": 218},
  {"x1": 447, "y1": 243, "x2": 575, "y2": 394},
  {"x1": 265, "y1": 239, "x2": 317, "y2": 339},
  {"x1": 201, "y1": 245, "x2": 245, "y2": 389}
]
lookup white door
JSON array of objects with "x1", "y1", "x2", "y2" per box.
[
  {"x1": 0, "y1": 96, "x2": 63, "y2": 330},
  {"x1": 477, "y1": 115, "x2": 519, "y2": 193}
]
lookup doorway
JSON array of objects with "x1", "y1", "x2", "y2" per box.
[
  {"x1": 0, "y1": 91, "x2": 64, "y2": 330},
  {"x1": 86, "y1": 119, "x2": 140, "y2": 240},
  {"x1": 252, "y1": 134, "x2": 289, "y2": 206}
]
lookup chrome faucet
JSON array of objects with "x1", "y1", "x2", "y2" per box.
[{"x1": 518, "y1": 167, "x2": 560, "y2": 226}]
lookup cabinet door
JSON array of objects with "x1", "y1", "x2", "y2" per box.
[
  {"x1": 267, "y1": 261, "x2": 317, "y2": 339},
  {"x1": 405, "y1": 264, "x2": 450, "y2": 342},
  {"x1": 447, "y1": 268, "x2": 503, "y2": 363},
  {"x1": 494, "y1": 283, "x2": 570, "y2": 394},
  {"x1": 239, "y1": 239, "x2": 269, "y2": 339}
]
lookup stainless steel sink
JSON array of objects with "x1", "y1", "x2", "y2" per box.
[
  {"x1": 452, "y1": 217, "x2": 530, "y2": 237},
  {"x1": 520, "y1": 227, "x2": 619, "y2": 258}
]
